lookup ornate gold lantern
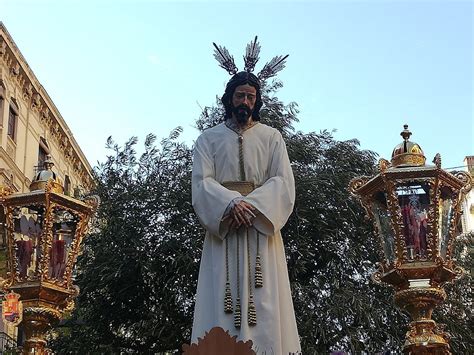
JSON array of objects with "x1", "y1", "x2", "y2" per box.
[
  {"x1": 0, "y1": 159, "x2": 98, "y2": 354},
  {"x1": 349, "y1": 125, "x2": 472, "y2": 354}
]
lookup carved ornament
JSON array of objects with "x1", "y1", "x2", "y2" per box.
[{"x1": 182, "y1": 327, "x2": 255, "y2": 355}]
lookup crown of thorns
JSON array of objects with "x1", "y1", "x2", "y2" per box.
[{"x1": 213, "y1": 36, "x2": 289, "y2": 81}]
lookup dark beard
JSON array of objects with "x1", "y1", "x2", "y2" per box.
[{"x1": 232, "y1": 104, "x2": 252, "y2": 124}]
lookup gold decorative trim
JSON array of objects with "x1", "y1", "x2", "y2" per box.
[
  {"x1": 29, "y1": 180, "x2": 64, "y2": 194},
  {"x1": 391, "y1": 153, "x2": 426, "y2": 167},
  {"x1": 222, "y1": 181, "x2": 257, "y2": 196}
]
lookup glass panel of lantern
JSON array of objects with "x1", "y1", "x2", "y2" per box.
[
  {"x1": 438, "y1": 186, "x2": 454, "y2": 259},
  {"x1": 371, "y1": 191, "x2": 396, "y2": 263},
  {"x1": 396, "y1": 183, "x2": 430, "y2": 260},
  {"x1": 13, "y1": 206, "x2": 44, "y2": 280},
  {"x1": 49, "y1": 207, "x2": 78, "y2": 281}
]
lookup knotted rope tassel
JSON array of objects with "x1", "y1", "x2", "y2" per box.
[
  {"x1": 224, "y1": 233, "x2": 233, "y2": 313},
  {"x1": 234, "y1": 297, "x2": 241, "y2": 328},
  {"x1": 248, "y1": 294, "x2": 257, "y2": 326},
  {"x1": 247, "y1": 230, "x2": 257, "y2": 326},
  {"x1": 255, "y1": 232, "x2": 263, "y2": 288},
  {"x1": 234, "y1": 229, "x2": 241, "y2": 328}
]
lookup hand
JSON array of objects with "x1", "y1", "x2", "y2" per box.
[{"x1": 230, "y1": 201, "x2": 256, "y2": 228}]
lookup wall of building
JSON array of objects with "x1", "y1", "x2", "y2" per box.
[
  {"x1": 461, "y1": 155, "x2": 474, "y2": 234},
  {"x1": 0, "y1": 23, "x2": 93, "y2": 195}
]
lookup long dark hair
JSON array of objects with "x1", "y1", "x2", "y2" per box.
[{"x1": 222, "y1": 72, "x2": 263, "y2": 120}]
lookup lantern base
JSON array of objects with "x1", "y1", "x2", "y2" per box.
[
  {"x1": 21, "y1": 307, "x2": 61, "y2": 355},
  {"x1": 403, "y1": 320, "x2": 451, "y2": 354},
  {"x1": 394, "y1": 287, "x2": 450, "y2": 354}
]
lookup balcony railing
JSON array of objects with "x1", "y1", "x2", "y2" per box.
[{"x1": 0, "y1": 331, "x2": 17, "y2": 353}]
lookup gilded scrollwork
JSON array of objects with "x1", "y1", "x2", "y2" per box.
[
  {"x1": 348, "y1": 176, "x2": 370, "y2": 196},
  {"x1": 378, "y1": 158, "x2": 391, "y2": 172},
  {"x1": 0, "y1": 276, "x2": 12, "y2": 289},
  {"x1": 434, "y1": 256, "x2": 444, "y2": 266},
  {"x1": 5, "y1": 206, "x2": 19, "y2": 283},
  {"x1": 39, "y1": 196, "x2": 55, "y2": 280},
  {"x1": 453, "y1": 171, "x2": 472, "y2": 195},
  {"x1": 370, "y1": 263, "x2": 384, "y2": 284},
  {"x1": 427, "y1": 178, "x2": 439, "y2": 260},
  {"x1": 384, "y1": 179, "x2": 406, "y2": 262},
  {"x1": 0, "y1": 185, "x2": 14, "y2": 198},
  {"x1": 61, "y1": 211, "x2": 86, "y2": 288},
  {"x1": 23, "y1": 306, "x2": 62, "y2": 322},
  {"x1": 445, "y1": 190, "x2": 461, "y2": 260},
  {"x1": 453, "y1": 266, "x2": 464, "y2": 280},
  {"x1": 433, "y1": 153, "x2": 442, "y2": 169}
]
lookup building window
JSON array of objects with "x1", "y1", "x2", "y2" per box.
[
  {"x1": 64, "y1": 175, "x2": 71, "y2": 196},
  {"x1": 38, "y1": 137, "x2": 49, "y2": 167},
  {"x1": 38, "y1": 146, "x2": 47, "y2": 167},
  {"x1": 8, "y1": 100, "x2": 18, "y2": 141}
]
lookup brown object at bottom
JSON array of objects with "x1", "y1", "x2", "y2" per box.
[
  {"x1": 21, "y1": 307, "x2": 61, "y2": 355},
  {"x1": 182, "y1": 327, "x2": 255, "y2": 355},
  {"x1": 394, "y1": 288, "x2": 451, "y2": 354}
]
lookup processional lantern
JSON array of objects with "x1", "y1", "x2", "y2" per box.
[
  {"x1": 349, "y1": 125, "x2": 472, "y2": 354},
  {"x1": 0, "y1": 158, "x2": 98, "y2": 354}
]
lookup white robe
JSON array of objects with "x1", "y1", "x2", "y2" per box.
[{"x1": 191, "y1": 122, "x2": 301, "y2": 354}]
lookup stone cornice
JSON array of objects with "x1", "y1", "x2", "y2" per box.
[{"x1": 0, "y1": 22, "x2": 94, "y2": 190}]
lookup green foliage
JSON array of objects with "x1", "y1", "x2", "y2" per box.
[
  {"x1": 49, "y1": 130, "x2": 202, "y2": 353},
  {"x1": 433, "y1": 232, "x2": 474, "y2": 353},
  {"x1": 49, "y1": 79, "x2": 472, "y2": 354}
]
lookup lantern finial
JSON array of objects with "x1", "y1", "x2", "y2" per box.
[
  {"x1": 391, "y1": 124, "x2": 426, "y2": 167},
  {"x1": 400, "y1": 124, "x2": 412, "y2": 141}
]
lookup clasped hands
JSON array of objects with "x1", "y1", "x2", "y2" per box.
[{"x1": 223, "y1": 200, "x2": 256, "y2": 229}]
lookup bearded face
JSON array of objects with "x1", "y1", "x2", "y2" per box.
[
  {"x1": 232, "y1": 104, "x2": 253, "y2": 124},
  {"x1": 231, "y1": 84, "x2": 257, "y2": 124}
]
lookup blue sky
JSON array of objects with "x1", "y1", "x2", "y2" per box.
[{"x1": 1, "y1": 0, "x2": 472, "y2": 170}]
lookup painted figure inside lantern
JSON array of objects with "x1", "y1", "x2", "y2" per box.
[
  {"x1": 49, "y1": 213, "x2": 75, "y2": 280},
  {"x1": 15, "y1": 215, "x2": 42, "y2": 278},
  {"x1": 398, "y1": 185, "x2": 429, "y2": 259},
  {"x1": 50, "y1": 232, "x2": 67, "y2": 279}
]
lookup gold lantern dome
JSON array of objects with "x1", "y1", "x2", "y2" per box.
[
  {"x1": 29, "y1": 155, "x2": 63, "y2": 193},
  {"x1": 391, "y1": 124, "x2": 426, "y2": 167}
]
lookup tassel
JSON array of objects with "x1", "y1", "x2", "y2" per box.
[
  {"x1": 255, "y1": 233, "x2": 263, "y2": 288},
  {"x1": 248, "y1": 294, "x2": 257, "y2": 326},
  {"x1": 224, "y1": 282, "x2": 233, "y2": 313},
  {"x1": 224, "y1": 235, "x2": 233, "y2": 313},
  {"x1": 234, "y1": 297, "x2": 241, "y2": 328},
  {"x1": 255, "y1": 255, "x2": 263, "y2": 288}
]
